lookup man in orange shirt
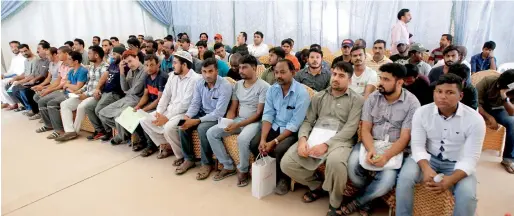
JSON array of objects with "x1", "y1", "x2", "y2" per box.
[{"x1": 281, "y1": 39, "x2": 300, "y2": 71}]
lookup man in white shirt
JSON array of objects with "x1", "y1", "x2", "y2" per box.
[
  {"x1": 349, "y1": 46, "x2": 377, "y2": 99},
  {"x1": 140, "y1": 51, "x2": 201, "y2": 164},
  {"x1": 396, "y1": 73, "x2": 486, "y2": 216},
  {"x1": 391, "y1": 8, "x2": 411, "y2": 54},
  {"x1": 1, "y1": 41, "x2": 25, "y2": 109},
  {"x1": 248, "y1": 31, "x2": 269, "y2": 58}
]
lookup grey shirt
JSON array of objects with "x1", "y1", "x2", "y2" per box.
[
  {"x1": 233, "y1": 79, "x2": 270, "y2": 119},
  {"x1": 193, "y1": 57, "x2": 203, "y2": 74},
  {"x1": 33, "y1": 58, "x2": 50, "y2": 78},
  {"x1": 23, "y1": 56, "x2": 39, "y2": 77},
  {"x1": 49, "y1": 61, "x2": 63, "y2": 82},
  {"x1": 81, "y1": 51, "x2": 90, "y2": 65},
  {"x1": 120, "y1": 64, "x2": 147, "y2": 98},
  {"x1": 361, "y1": 89, "x2": 420, "y2": 142},
  {"x1": 294, "y1": 66, "x2": 331, "y2": 91}
]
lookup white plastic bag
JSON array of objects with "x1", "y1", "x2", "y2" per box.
[
  {"x1": 358, "y1": 135, "x2": 403, "y2": 171},
  {"x1": 251, "y1": 154, "x2": 276, "y2": 199}
]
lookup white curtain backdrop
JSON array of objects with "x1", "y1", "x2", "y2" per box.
[{"x1": 1, "y1": 0, "x2": 167, "y2": 73}]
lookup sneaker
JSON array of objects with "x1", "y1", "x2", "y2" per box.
[
  {"x1": 29, "y1": 113, "x2": 41, "y2": 120},
  {"x1": 87, "y1": 131, "x2": 104, "y2": 141},
  {"x1": 55, "y1": 132, "x2": 79, "y2": 142},
  {"x1": 100, "y1": 132, "x2": 113, "y2": 142},
  {"x1": 110, "y1": 136, "x2": 128, "y2": 145},
  {"x1": 274, "y1": 179, "x2": 290, "y2": 195}
]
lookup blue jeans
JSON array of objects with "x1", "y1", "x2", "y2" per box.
[
  {"x1": 489, "y1": 109, "x2": 514, "y2": 159},
  {"x1": 179, "y1": 112, "x2": 217, "y2": 165},
  {"x1": 347, "y1": 143, "x2": 398, "y2": 208},
  {"x1": 396, "y1": 157, "x2": 477, "y2": 216},
  {"x1": 206, "y1": 118, "x2": 261, "y2": 172}
]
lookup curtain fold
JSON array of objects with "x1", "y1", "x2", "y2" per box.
[
  {"x1": 1, "y1": 0, "x2": 28, "y2": 20},
  {"x1": 137, "y1": 0, "x2": 173, "y2": 35}
]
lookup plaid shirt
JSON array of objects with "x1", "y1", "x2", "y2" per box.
[{"x1": 82, "y1": 62, "x2": 109, "y2": 96}]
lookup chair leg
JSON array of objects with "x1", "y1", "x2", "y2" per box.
[{"x1": 290, "y1": 180, "x2": 296, "y2": 192}]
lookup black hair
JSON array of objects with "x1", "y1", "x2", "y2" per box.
[
  {"x1": 102, "y1": 39, "x2": 112, "y2": 46},
  {"x1": 39, "y1": 42, "x2": 50, "y2": 49},
  {"x1": 269, "y1": 47, "x2": 286, "y2": 59},
  {"x1": 127, "y1": 38, "x2": 141, "y2": 48},
  {"x1": 301, "y1": 49, "x2": 310, "y2": 58},
  {"x1": 443, "y1": 45, "x2": 460, "y2": 56},
  {"x1": 213, "y1": 43, "x2": 225, "y2": 50},
  {"x1": 175, "y1": 55, "x2": 193, "y2": 69},
  {"x1": 240, "y1": 32, "x2": 247, "y2": 42},
  {"x1": 129, "y1": 35, "x2": 136, "y2": 39},
  {"x1": 74, "y1": 38, "x2": 85, "y2": 47},
  {"x1": 69, "y1": 51, "x2": 83, "y2": 64},
  {"x1": 144, "y1": 54, "x2": 159, "y2": 64},
  {"x1": 89, "y1": 45, "x2": 105, "y2": 59},
  {"x1": 350, "y1": 46, "x2": 366, "y2": 55},
  {"x1": 156, "y1": 39, "x2": 164, "y2": 45},
  {"x1": 483, "y1": 41, "x2": 496, "y2": 50},
  {"x1": 110, "y1": 37, "x2": 119, "y2": 42},
  {"x1": 308, "y1": 47, "x2": 323, "y2": 57},
  {"x1": 49, "y1": 47, "x2": 58, "y2": 56},
  {"x1": 496, "y1": 69, "x2": 514, "y2": 89},
  {"x1": 374, "y1": 39, "x2": 387, "y2": 48},
  {"x1": 138, "y1": 34, "x2": 144, "y2": 38},
  {"x1": 202, "y1": 57, "x2": 218, "y2": 70},
  {"x1": 148, "y1": 40, "x2": 158, "y2": 50},
  {"x1": 58, "y1": 46, "x2": 72, "y2": 54},
  {"x1": 196, "y1": 41, "x2": 208, "y2": 48},
  {"x1": 9, "y1": 41, "x2": 20, "y2": 46},
  {"x1": 448, "y1": 64, "x2": 470, "y2": 81},
  {"x1": 281, "y1": 39, "x2": 293, "y2": 46},
  {"x1": 379, "y1": 63, "x2": 407, "y2": 79},
  {"x1": 436, "y1": 73, "x2": 463, "y2": 92},
  {"x1": 177, "y1": 33, "x2": 184, "y2": 39},
  {"x1": 333, "y1": 61, "x2": 354, "y2": 77},
  {"x1": 18, "y1": 44, "x2": 29, "y2": 50},
  {"x1": 254, "y1": 31, "x2": 264, "y2": 38},
  {"x1": 64, "y1": 41, "x2": 74, "y2": 47},
  {"x1": 240, "y1": 54, "x2": 258, "y2": 67},
  {"x1": 356, "y1": 38, "x2": 367, "y2": 47},
  {"x1": 397, "y1": 8, "x2": 410, "y2": 20},
  {"x1": 404, "y1": 64, "x2": 419, "y2": 78},
  {"x1": 164, "y1": 35, "x2": 174, "y2": 41},
  {"x1": 199, "y1": 33, "x2": 209, "y2": 40},
  {"x1": 180, "y1": 38, "x2": 191, "y2": 44},
  {"x1": 277, "y1": 59, "x2": 295, "y2": 71},
  {"x1": 40, "y1": 40, "x2": 49, "y2": 45},
  {"x1": 93, "y1": 36, "x2": 101, "y2": 42},
  {"x1": 203, "y1": 50, "x2": 215, "y2": 59},
  {"x1": 310, "y1": 44, "x2": 322, "y2": 50},
  {"x1": 442, "y1": 34, "x2": 453, "y2": 43}
]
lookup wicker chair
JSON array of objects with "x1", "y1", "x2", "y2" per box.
[
  {"x1": 323, "y1": 54, "x2": 336, "y2": 66},
  {"x1": 258, "y1": 55, "x2": 270, "y2": 66},
  {"x1": 256, "y1": 65, "x2": 266, "y2": 78},
  {"x1": 385, "y1": 50, "x2": 392, "y2": 58},
  {"x1": 422, "y1": 52, "x2": 430, "y2": 63},
  {"x1": 71, "y1": 111, "x2": 95, "y2": 133},
  {"x1": 381, "y1": 186, "x2": 455, "y2": 216},
  {"x1": 321, "y1": 47, "x2": 333, "y2": 56}
]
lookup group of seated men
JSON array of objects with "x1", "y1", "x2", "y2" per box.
[{"x1": 1, "y1": 30, "x2": 512, "y2": 216}]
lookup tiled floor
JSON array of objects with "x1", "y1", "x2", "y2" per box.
[{"x1": 1, "y1": 111, "x2": 513, "y2": 216}]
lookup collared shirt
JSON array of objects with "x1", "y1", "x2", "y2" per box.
[
  {"x1": 83, "y1": 62, "x2": 108, "y2": 96},
  {"x1": 160, "y1": 55, "x2": 174, "y2": 74},
  {"x1": 58, "y1": 64, "x2": 70, "y2": 85},
  {"x1": 391, "y1": 20, "x2": 410, "y2": 54},
  {"x1": 365, "y1": 56, "x2": 393, "y2": 76},
  {"x1": 186, "y1": 75, "x2": 233, "y2": 122},
  {"x1": 33, "y1": 58, "x2": 50, "y2": 79},
  {"x1": 261, "y1": 66, "x2": 275, "y2": 85},
  {"x1": 157, "y1": 69, "x2": 202, "y2": 119},
  {"x1": 121, "y1": 64, "x2": 147, "y2": 97},
  {"x1": 475, "y1": 74, "x2": 504, "y2": 110},
  {"x1": 429, "y1": 47, "x2": 444, "y2": 64},
  {"x1": 49, "y1": 61, "x2": 63, "y2": 82},
  {"x1": 350, "y1": 66, "x2": 378, "y2": 95},
  {"x1": 299, "y1": 87, "x2": 364, "y2": 148},
  {"x1": 294, "y1": 66, "x2": 331, "y2": 91},
  {"x1": 6, "y1": 53, "x2": 25, "y2": 76},
  {"x1": 361, "y1": 89, "x2": 420, "y2": 142},
  {"x1": 81, "y1": 51, "x2": 90, "y2": 66},
  {"x1": 470, "y1": 53, "x2": 497, "y2": 73},
  {"x1": 262, "y1": 80, "x2": 311, "y2": 133},
  {"x1": 248, "y1": 43, "x2": 269, "y2": 58},
  {"x1": 410, "y1": 103, "x2": 486, "y2": 175}
]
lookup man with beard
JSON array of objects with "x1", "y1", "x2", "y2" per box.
[
  {"x1": 139, "y1": 51, "x2": 201, "y2": 161},
  {"x1": 428, "y1": 34, "x2": 452, "y2": 66},
  {"x1": 391, "y1": 8, "x2": 412, "y2": 54},
  {"x1": 101, "y1": 39, "x2": 113, "y2": 63},
  {"x1": 366, "y1": 40, "x2": 393, "y2": 75},
  {"x1": 354, "y1": 39, "x2": 372, "y2": 59},
  {"x1": 332, "y1": 39, "x2": 354, "y2": 65},
  {"x1": 175, "y1": 58, "x2": 232, "y2": 180},
  {"x1": 389, "y1": 39, "x2": 410, "y2": 64},
  {"x1": 92, "y1": 36, "x2": 101, "y2": 46},
  {"x1": 160, "y1": 41, "x2": 175, "y2": 74},
  {"x1": 73, "y1": 38, "x2": 89, "y2": 65},
  {"x1": 434, "y1": 45, "x2": 471, "y2": 70},
  {"x1": 1, "y1": 41, "x2": 26, "y2": 109},
  {"x1": 55, "y1": 46, "x2": 109, "y2": 142},
  {"x1": 84, "y1": 46, "x2": 127, "y2": 141},
  {"x1": 250, "y1": 59, "x2": 311, "y2": 195},
  {"x1": 406, "y1": 43, "x2": 432, "y2": 76},
  {"x1": 343, "y1": 63, "x2": 420, "y2": 215},
  {"x1": 349, "y1": 46, "x2": 378, "y2": 99},
  {"x1": 281, "y1": 62, "x2": 364, "y2": 215},
  {"x1": 261, "y1": 47, "x2": 286, "y2": 85},
  {"x1": 428, "y1": 45, "x2": 471, "y2": 85},
  {"x1": 294, "y1": 48, "x2": 331, "y2": 91}
]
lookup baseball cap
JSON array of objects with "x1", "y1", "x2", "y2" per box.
[
  {"x1": 341, "y1": 39, "x2": 354, "y2": 47},
  {"x1": 409, "y1": 43, "x2": 429, "y2": 53},
  {"x1": 144, "y1": 36, "x2": 154, "y2": 41},
  {"x1": 396, "y1": 39, "x2": 409, "y2": 46},
  {"x1": 173, "y1": 50, "x2": 193, "y2": 64},
  {"x1": 112, "y1": 46, "x2": 126, "y2": 55},
  {"x1": 214, "y1": 34, "x2": 223, "y2": 40}
]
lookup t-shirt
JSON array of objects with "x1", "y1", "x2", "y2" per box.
[
  {"x1": 49, "y1": 61, "x2": 62, "y2": 82},
  {"x1": 429, "y1": 47, "x2": 444, "y2": 64},
  {"x1": 404, "y1": 75, "x2": 432, "y2": 106},
  {"x1": 81, "y1": 51, "x2": 90, "y2": 65},
  {"x1": 23, "y1": 57, "x2": 39, "y2": 77},
  {"x1": 217, "y1": 60, "x2": 230, "y2": 77},
  {"x1": 350, "y1": 66, "x2": 378, "y2": 95},
  {"x1": 389, "y1": 54, "x2": 410, "y2": 65},
  {"x1": 233, "y1": 79, "x2": 270, "y2": 119},
  {"x1": 332, "y1": 55, "x2": 351, "y2": 67},
  {"x1": 227, "y1": 68, "x2": 242, "y2": 81},
  {"x1": 145, "y1": 71, "x2": 168, "y2": 103},
  {"x1": 66, "y1": 66, "x2": 88, "y2": 93},
  {"x1": 103, "y1": 64, "x2": 125, "y2": 96},
  {"x1": 33, "y1": 58, "x2": 50, "y2": 79}
]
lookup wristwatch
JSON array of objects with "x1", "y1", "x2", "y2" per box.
[
  {"x1": 505, "y1": 97, "x2": 511, "y2": 103},
  {"x1": 274, "y1": 138, "x2": 279, "y2": 145}
]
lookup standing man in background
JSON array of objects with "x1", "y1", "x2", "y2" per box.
[
  {"x1": 428, "y1": 34, "x2": 453, "y2": 66},
  {"x1": 391, "y1": 8, "x2": 411, "y2": 55}
]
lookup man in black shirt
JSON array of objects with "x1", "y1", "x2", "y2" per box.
[
  {"x1": 403, "y1": 64, "x2": 432, "y2": 105},
  {"x1": 390, "y1": 39, "x2": 410, "y2": 64},
  {"x1": 227, "y1": 53, "x2": 243, "y2": 81},
  {"x1": 332, "y1": 39, "x2": 354, "y2": 66}
]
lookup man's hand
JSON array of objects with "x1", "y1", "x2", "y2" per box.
[
  {"x1": 489, "y1": 50, "x2": 494, "y2": 58},
  {"x1": 24, "y1": 81, "x2": 34, "y2": 86},
  {"x1": 309, "y1": 143, "x2": 328, "y2": 157},
  {"x1": 421, "y1": 167, "x2": 438, "y2": 184},
  {"x1": 40, "y1": 89, "x2": 51, "y2": 97},
  {"x1": 152, "y1": 112, "x2": 168, "y2": 127},
  {"x1": 366, "y1": 149, "x2": 377, "y2": 165},
  {"x1": 184, "y1": 115, "x2": 191, "y2": 120},
  {"x1": 371, "y1": 154, "x2": 390, "y2": 167},
  {"x1": 93, "y1": 89, "x2": 101, "y2": 100},
  {"x1": 258, "y1": 140, "x2": 276, "y2": 155},
  {"x1": 119, "y1": 60, "x2": 126, "y2": 75},
  {"x1": 180, "y1": 119, "x2": 200, "y2": 131},
  {"x1": 425, "y1": 178, "x2": 452, "y2": 194},
  {"x1": 31, "y1": 85, "x2": 44, "y2": 91},
  {"x1": 224, "y1": 122, "x2": 240, "y2": 133},
  {"x1": 78, "y1": 93, "x2": 88, "y2": 100},
  {"x1": 297, "y1": 138, "x2": 309, "y2": 158},
  {"x1": 486, "y1": 116, "x2": 499, "y2": 130},
  {"x1": 133, "y1": 106, "x2": 140, "y2": 112}
]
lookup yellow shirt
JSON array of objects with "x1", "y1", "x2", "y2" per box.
[{"x1": 365, "y1": 56, "x2": 392, "y2": 77}]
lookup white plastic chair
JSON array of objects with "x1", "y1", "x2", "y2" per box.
[{"x1": 498, "y1": 62, "x2": 514, "y2": 73}]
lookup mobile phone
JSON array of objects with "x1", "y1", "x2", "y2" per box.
[{"x1": 177, "y1": 119, "x2": 186, "y2": 126}]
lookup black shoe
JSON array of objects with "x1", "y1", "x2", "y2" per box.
[
  {"x1": 100, "y1": 132, "x2": 113, "y2": 142},
  {"x1": 87, "y1": 131, "x2": 100, "y2": 141}
]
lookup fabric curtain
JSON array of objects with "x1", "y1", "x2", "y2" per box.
[
  {"x1": 1, "y1": 0, "x2": 28, "y2": 20},
  {"x1": 137, "y1": 0, "x2": 174, "y2": 35}
]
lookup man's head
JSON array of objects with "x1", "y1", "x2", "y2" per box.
[
  {"x1": 497, "y1": 70, "x2": 514, "y2": 90},
  {"x1": 403, "y1": 64, "x2": 419, "y2": 86},
  {"x1": 127, "y1": 38, "x2": 141, "y2": 52},
  {"x1": 308, "y1": 48, "x2": 323, "y2": 69},
  {"x1": 199, "y1": 33, "x2": 208, "y2": 42},
  {"x1": 122, "y1": 50, "x2": 141, "y2": 70},
  {"x1": 68, "y1": 51, "x2": 83, "y2": 67},
  {"x1": 129, "y1": 35, "x2": 137, "y2": 40},
  {"x1": 378, "y1": 63, "x2": 407, "y2": 96},
  {"x1": 456, "y1": 45, "x2": 467, "y2": 60},
  {"x1": 274, "y1": 59, "x2": 296, "y2": 85},
  {"x1": 162, "y1": 41, "x2": 174, "y2": 57},
  {"x1": 144, "y1": 54, "x2": 160, "y2": 75},
  {"x1": 201, "y1": 57, "x2": 219, "y2": 84},
  {"x1": 137, "y1": 35, "x2": 144, "y2": 43},
  {"x1": 9, "y1": 41, "x2": 20, "y2": 55},
  {"x1": 448, "y1": 63, "x2": 470, "y2": 84},
  {"x1": 354, "y1": 38, "x2": 367, "y2": 48},
  {"x1": 443, "y1": 45, "x2": 461, "y2": 67},
  {"x1": 214, "y1": 34, "x2": 223, "y2": 44},
  {"x1": 341, "y1": 39, "x2": 354, "y2": 56},
  {"x1": 281, "y1": 39, "x2": 293, "y2": 54},
  {"x1": 408, "y1": 43, "x2": 429, "y2": 63},
  {"x1": 372, "y1": 39, "x2": 387, "y2": 59},
  {"x1": 92, "y1": 36, "x2": 101, "y2": 46},
  {"x1": 180, "y1": 33, "x2": 189, "y2": 40},
  {"x1": 19, "y1": 44, "x2": 32, "y2": 58},
  {"x1": 110, "y1": 37, "x2": 120, "y2": 46},
  {"x1": 482, "y1": 41, "x2": 496, "y2": 57},
  {"x1": 101, "y1": 39, "x2": 113, "y2": 54},
  {"x1": 434, "y1": 74, "x2": 464, "y2": 110},
  {"x1": 331, "y1": 62, "x2": 353, "y2": 92},
  {"x1": 397, "y1": 8, "x2": 411, "y2": 23},
  {"x1": 253, "y1": 31, "x2": 264, "y2": 45},
  {"x1": 180, "y1": 38, "x2": 191, "y2": 51},
  {"x1": 196, "y1": 41, "x2": 208, "y2": 58},
  {"x1": 156, "y1": 39, "x2": 164, "y2": 51},
  {"x1": 239, "y1": 54, "x2": 258, "y2": 80},
  {"x1": 214, "y1": 43, "x2": 226, "y2": 58},
  {"x1": 172, "y1": 51, "x2": 193, "y2": 75},
  {"x1": 237, "y1": 32, "x2": 247, "y2": 45},
  {"x1": 88, "y1": 45, "x2": 105, "y2": 64},
  {"x1": 73, "y1": 38, "x2": 85, "y2": 52},
  {"x1": 64, "y1": 41, "x2": 74, "y2": 49},
  {"x1": 350, "y1": 46, "x2": 366, "y2": 66},
  {"x1": 58, "y1": 46, "x2": 72, "y2": 63},
  {"x1": 396, "y1": 39, "x2": 409, "y2": 54},
  {"x1": 164, "y1": 35, "x2": 174, "y2": 42},
  {"x1": 300, "y1": 49, "x2": 310, "y2": 63},
  {"x1": 439, "y1": 34, "x2": 453, "y2": 48},
  {"x1": 229, "y1": 53, "x2": 242, "y2": 70},
  {"x1": 38, "y1": 42, "x2": 50, "y2": 59},
  {"x1": 47, "y1": 47, "x2": 58, "y2": 61},
  {"x1": 112, "y1": 46, "x2": 126, "y2": 64},
  {"x1": 269, "y1": 47, "x2": 286, "y2": 67}
]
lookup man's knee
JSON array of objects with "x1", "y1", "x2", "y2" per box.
[
  {"x1": 454, "y1": 176, "x2": 477, "y2": 202},
  {"x1": 280, "y1": 150, "x2": 298, "y2": 176},
  {"x1": 197, "y1": 122, "x2": 214, "y2": 134}
]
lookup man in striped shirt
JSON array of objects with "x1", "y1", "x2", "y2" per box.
[{"x1": 428, "y1": 34, "x2": 452, "y2": 66}]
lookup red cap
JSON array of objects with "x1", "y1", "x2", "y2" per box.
[{"x1": 214, "y1": 34, "x2": 223, "y2": 39}]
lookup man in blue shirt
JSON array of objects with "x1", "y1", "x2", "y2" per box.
[
  {"x1": 470, "y1": 41, "x2": 497, "y2": 73},
  {"x1": 175, "y1": 58, "x2": 233, "y2": 180},
  {"x1": 250, "y1": 59, "x2": 311, "y2": 195},
  {"x1": 160, "y1": 41, "x2": 174, "y2": 74}
]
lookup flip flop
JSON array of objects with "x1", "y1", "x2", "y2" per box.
[
  {"x1": 46, "y1": 132, "x2": 60, "y2": 139},
  {"x1": 36, "y1": 126, "x2": 52, "y2": 133},
  {"x1": 501, "y1": 160, "x2": 514, "y2": 174},
  {"x1": 213, "y1": 168, "x2": 237, "y2": 181},
  {"x1": 172, "y1": 158, "x2": 185, "y2": 166},
  {"x1": 196, "y1": 165, "x2": 213, "y2": 180},
  {"x1": 175, "y1": 160, "x2": 196, "y2": 175},
  {"x1": 237, "y1": 172, "x2": 250, "y2": 187}
]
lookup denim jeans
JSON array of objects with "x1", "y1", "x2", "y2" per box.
[
  {"x1": 206, "y1": 117, "x2": 261, "y2": 172},
  {"x1": 396, "y1": 157, "x2": 477, "y2": 216},
  {"x1": 489, "y1": 109, "x2": 514, "y2": 159},
  {"x1": 347, "y1": 143, "x2": 398, "y2": 208},
  {"x1": 179, "y1": 112, "x2": 217, "y2": 165}
]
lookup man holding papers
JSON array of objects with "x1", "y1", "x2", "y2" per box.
[
  {"x1": 140, "y1": 51, "x2": 201, "y2": 162},
  {"x1": 206, "y1": 55, "x2": 270, "y2": 187},
  {"x1": 281, "y1": 62, "x2": 364, "y2": 215}
]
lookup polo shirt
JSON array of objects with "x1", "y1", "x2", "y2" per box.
[
  {"x1": 365, "y1": 56, "x2": 392, "y2": 75},
  {"x1": 65, "y1": 66, "x2": 88, "y2": 93}
]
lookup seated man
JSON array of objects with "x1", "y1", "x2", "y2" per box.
[
  {"x1": 281, "y1": 62, "x2": 364, "y2": 215},
  {"x1": 389, "y1": 40, "x2": 410, "y2": 65},
  {"x1": 476, "y1": 69, "x2": 514, "y2": 174},
  {"x1": 261, "y1": 47, "x2": 285, "y2": 85},
  {"x1": 55, "y1": 46, "x2": 108, "y2": 141},
  {"x1": 470, "y1": 41, "x2": 497, "y2": 73},
  {"x1": 403, "y1": 64, "x2": 431, "y2": 106},
  {"x1": 1, "y1": 41, "x2": 26, "y2": 110},
  {"x1": 250, "y1": 59, "x2": 311, "y2": 195},
  {"x1": 281, "y1": 39, "x2": 301, "y2": 71},
  {"x1": 349, "y1": 46, "x2": 378, "y2": 98},
  {"x1": 203, "y1": 50, "x2": 229, "y2": 77},
  {"x1": 98, "y1": 50, "x2": 147, "y2": 144},
  {"x1": 428, "y1": 45, "x2": 471, "y2": 86},
  {"x1": 140, "y1": 51, "x2": 201, "y2": 161},
  {"x1": 405, "y1": 43, "x2": 432, "y2": 76},
  {"x1": 434, "y1": 45, "x2": 471, "y2": 70},
  {"x1": 84, "y1": 46, "x2": 127, "y2": 141},
  {"x1": 344, "y1": 63, "x2": 420, "y2": 215},
  {"x1": 365, "y1": 40, "x2": 393, "y2": 75},
  {"x1": 159, "y1": 41, "x2": 175, "y2": 74},
  {"x1": 332, "y1": 39, "x2": 353, "y2": 65},
  {"x1": 294, "y1": 48, "x2": 331, "y2": 91},
  {"x1": 396, "y1": 73, "x2": 486, "y2": 215},
  {"x1": 36, "y1": 51, "x2": 88, "y2": 139},
  {"x1": 206, "y1": 55, "x2": 270, "y2": 186},
  {"x1": 226, "y1": 53, "x2": 243, "y2": 81},
  {"x1": 213, "y1": 42, "x2": 231, "y2": 63},
  {"x1": 174, "y1": 58, "x2": 232, "y2": 180},
  {"x1": 442, "y1": 64, "x2": 478, "y2": 110}
]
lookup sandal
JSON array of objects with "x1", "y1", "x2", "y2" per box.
[
  {"x1": 157, "y1": 145, "x2": 173, "y2": 159},
  {"x1": 172, "y1": 158, "x2": 185, "y2": 166},
  {"x1": 140, "y1": 146, "x2": 157, "y2": 157},
  {"x1": 196, "y1": 165, "x2": 213, "y2": 180},
  {"x1": 175, "y1": 160, "x2": 196, "y2": 175},
  {"x1": 501, "y1": 159, "x2": 514, "y2": 174},
  {"x1": 46, "y1": 132, "x2": 60, "y2": 139},
  {"x1": 213, "y1": 168, "x2": 237, "y2": 181},
  {"x1": 340, "y1": 200, "x2": 360, "y2": 216},
  {"x1": 36, "y1": 126, "x2": 52, "y2": 133},
  {"x1": 132, "y1": 142, "x2": 145, "y2": 152},
  {"x1": 327, "y1": 205, "x2": 342, "y2": 216},
  {"x1": 302, "y1": 188, "x2": 328, "y2": 203},
  {"x1": 237, "y1": 172, "x2": 250, "y2": 187}
]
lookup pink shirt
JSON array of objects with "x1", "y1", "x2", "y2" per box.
[
  {"x1": 391, "y1": 21, "x2": 409, "y2": 54},
  {"x1": 58, "y1": 64, "x2": 70, "y2": 85}
]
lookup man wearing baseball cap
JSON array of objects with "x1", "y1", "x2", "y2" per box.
[
  {"x1": 407, "y1": 43, "x2": 432, "y2": 77},
  {"x1": 210, "y1": 33, "x2": 232, "y2": 54},
  {"x1": 390, "y1": 39, "x2": 410, "y2": 64},
  {"x1": 332, "y1": 39, "x2": 354, "y2": 65}
]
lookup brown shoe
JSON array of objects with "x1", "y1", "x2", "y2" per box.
[
  {"x1": 157, "y1": 144, "x2": 173, "y2": 159},
  {"x1": 175, "y1": 160, "x2": 196, "y2": 175}
]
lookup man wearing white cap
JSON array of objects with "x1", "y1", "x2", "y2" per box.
[
  {"x1": 389, "y1": 39, "x2": 410, "y2": 65},
  {"x1": 139, "y1": 51, "x2": 202, "y2": 163}
]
